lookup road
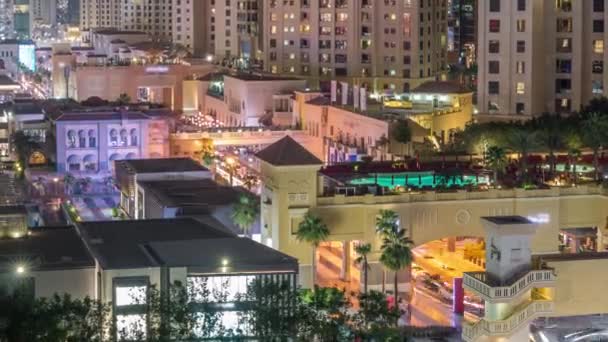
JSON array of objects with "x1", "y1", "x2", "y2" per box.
[
  {"x1": 410, "y1": 283, "x2": 462, "y2": 327},
  {"x1": 413, "y1": 239, "x2": 484, "y2": 283}
]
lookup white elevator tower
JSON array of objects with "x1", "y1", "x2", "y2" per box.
[{"x1": 462, "y1": 216, "x2": 556, "y2": 342}]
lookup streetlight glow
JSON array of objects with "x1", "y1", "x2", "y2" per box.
[{"x1": 16, "y1": 265, "x2": 25, "y2": 274}]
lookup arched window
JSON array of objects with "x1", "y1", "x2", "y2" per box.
[
  {"x1": 83, "y1": 154, "x2": 96, "y2": 172},
  {"x1": 129, "y1": 128, "x2": 138, "y2": 146},
  {"x1": 67, "y1": 155, "x2": 81, "y2": 171},
  {"x1": 67, "y1": 130, "x2": 76, "y2": 148},
  {"x1": 78, "y1": 130, "x2": 86, "y2": 148},
  {"x1": 120, "y1": 129, "x2": 128, "y2": 146},
  {"x1": 125, "y1": 152, "x2": 137, "y2": 160},
  {"x1": 88, "y1": 130, "x2": 96, "y2": 148},
  {"x1": 109, "y1": 129, "x2": 118, "y2": 146}
]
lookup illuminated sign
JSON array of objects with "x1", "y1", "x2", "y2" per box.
[
  {"x1": 18, "y1": 44, "x2": 36, "y2": 72},
  {"x1": 145, "y1": 65, "x2": 169, "y2": 74}
]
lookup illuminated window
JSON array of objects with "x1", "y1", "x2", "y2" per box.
[
  {"x1": 593, "y1": 39, "x2": 604, "y2": 54},
  {"x1": 115, "y1": 285, "x2": 146, "y2": 306},
  {"x1": 516, "y1": 82, "x2": 525, "y2": 94}
]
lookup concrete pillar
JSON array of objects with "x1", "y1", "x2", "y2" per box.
[
  {"x1": 341, "y1": 241, "x2": 350, "y2": 281},
  {"x1": 453, "y1": 277, "x2": 464, "y2": 314},
  {"x1": 447, "y1": 237, "x2": 456, "y2": 252}
]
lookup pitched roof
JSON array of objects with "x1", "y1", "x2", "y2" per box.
[
  {"x1": 255, "y1": 136, "x2": 322, "y2": 166},
  {"x1": 0, "y1": 226, "x2": 95, "y2": 272},
  {"x1": 411, "y1": 81, "x2": 471, "y2": 94}
]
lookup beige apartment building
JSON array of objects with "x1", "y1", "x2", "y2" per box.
[
  {"x1": 81, "y1": 0, "x2": 174, "y2": 41},
  {"x1": 80, "y1": 0, "x2": 262, "y2": 60},
  {"x1": 478, "y1": 0, "x2": 608, "y2": 116},
  {"x1": 262, "y1": 0, "x2": 448, "y2": 92}
]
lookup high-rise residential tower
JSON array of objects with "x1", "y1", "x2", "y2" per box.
[
  {"x1": 262, "y1": 0, "x2": 448, "y2": 92},
  {"x1": 478, "y1": 0, "x2": 608, "y2": 116}
]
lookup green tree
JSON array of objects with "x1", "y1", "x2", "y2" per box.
[
  {"x1": 505, "y1": 126, "x2": 540, "y2": 183},
  {"x1": 484, "y1": 146, "x2": 508, "y2": 185},
  {"x1": 391, "y1": 120, "x2": 412, "y2": 156},
  {"x1": 379, "y1": 228, "x2": 414, "y2": 304},
  {"x1": 296, "y1": 212, "x2": 330, "y2": 288},
  {"x1": 354, "y1": 242, "x2": 372, "y2": 294},
  {"x1": 239, "y1": 278, "x2": 298, "y2": 339},
  {"x1": 352, "y1": 290, "x2": 400, "y2": 339},
  {"x1": 581, "y1": 113, "x2": 608, "y2": 181},
  {"x1": 297, "y1": 287, "x2": 351, "y2": 340},
  {"x1": 230, "y1": 194, "x2": 259, "y2": 234},
  {"x1": 116, "y1": 93, "x2": 131, "y2": 105}
]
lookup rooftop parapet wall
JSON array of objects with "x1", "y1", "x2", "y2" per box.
[{"x1": 317, "y1": 185, "x2": 606, "y2": 206}]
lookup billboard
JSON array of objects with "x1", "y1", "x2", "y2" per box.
[{"x1": 19, "y1": 44, "x2": 36, "y2": 72}]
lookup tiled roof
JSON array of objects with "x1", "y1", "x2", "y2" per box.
[{"x1": 256, "y1": 136, "x2": 322, "y2": 166}]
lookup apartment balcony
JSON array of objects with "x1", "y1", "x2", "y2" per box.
[
  {"x1": 462, "y1": 300, "x2": 554, "y2": 342},
  {"x1": 463, "y1": 269, "x2": 556, "y2": 301}
]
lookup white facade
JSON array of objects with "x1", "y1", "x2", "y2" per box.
[
  {"x1": 203, "y1": 75, "x2": 307, "y2": 127},
  {"x1": 478, "y1": 0, "x2": 608, "y2": 116}
]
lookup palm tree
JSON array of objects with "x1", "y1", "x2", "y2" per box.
[
  {"x1": 565, "y1": 131, "x2": 583, "y2": 184},
  {"x1": 170, "y1": 43, "x2": 191, "y2": 63},
  {"x1": 375, "y1": 209, "x2": 400, "y2": 236},
  {"x1": 484, "y1": 146, "x2": 507, "y2": 185},
  {"x1": 537, "y1": 115, "x2": 563, "y2": 175},
  {"x1": 380, "y1": 228, "x2": 414, "y2": 301},
  {"x1": 242, "y1": 174, "x2": 257, "y2": 191},
  {"x1": 296, "y1": 212, "x2": 330, "y2": 289},
  {"x1": 375, "y1": 209, "x2": 400, "y2": 292},
  {"x1": 581, "y1": 113, "x2": 608, "y2": 181},
  {"x1": 505, "y1": 126, "x2": 540, "y2": 183},
  {"x1": 354, "y1": 243, "x2": 372, "y2": 294},
  {"x1": 230, "y1": 194, "x2": 259, "y2": 234}
]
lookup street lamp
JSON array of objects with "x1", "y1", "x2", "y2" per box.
[{"x1": 15, "y1": 265, "x2": 25, "y2": 274}]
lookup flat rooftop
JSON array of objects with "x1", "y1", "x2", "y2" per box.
[
  {"x1": 306, "y1": 96, "x2": 456, "y2": 121},
  {"x1": 117, "y1": 157, "x2": 209, "y2": 174},
  {"x1": 138, "y1": 179, "x2": 243, "y2": 208},
  {"x1": 226, "y1": 73, "x2": 302, "y2": 82},
  {"x1": 55, "y1": 111, "x2": 152, "y2": 121},
  {"x1": 77, "y1": 218, "x2": 297, "y2": 272},
  {"x1": 0, "y1": 75, "x2": 19, "y2": 87},
  {"x1": 0, "y1": 205, "x2": 27, "y2": 215},
  {"x1": 482, "y1": 216, "x2": 533, "y2": 225},
  {"x1": 0, "y1": 226, "x2": 94, "y2": 272}
]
